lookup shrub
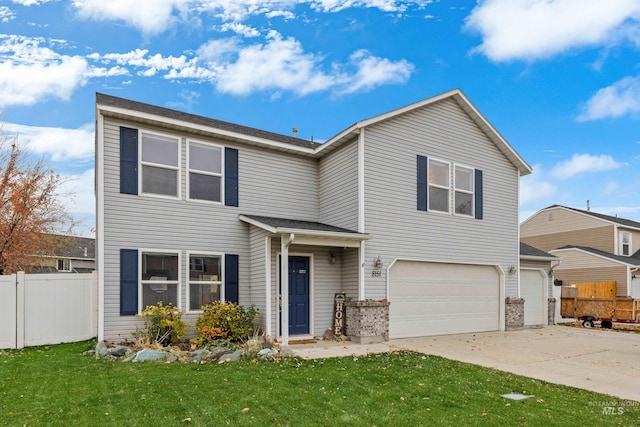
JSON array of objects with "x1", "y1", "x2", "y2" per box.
[
  {"x1": 133, "y1": 302, "x2": 188, "y2": 346},
  {"x1": 195, "y1": 301, "x2": 259, "y2": 344}
]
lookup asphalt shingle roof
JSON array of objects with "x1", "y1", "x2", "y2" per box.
[
  {"x1": 96, "y1": 92, "x2": 321, "y2": 150},
  {"x1": 241, "y1": 215, "x2": 363, "y2": 235},
  {"x1": 520, "y1": 242, "x2": 557, "y2": 259}
]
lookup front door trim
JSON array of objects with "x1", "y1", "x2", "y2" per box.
[{"x1": 276, "y1": 251, "x2": 314, "y2": 339}]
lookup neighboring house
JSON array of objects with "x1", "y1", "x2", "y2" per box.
[
  {"x1": 521, "y1": 205, "x2": 640, "y2": 299},
  {"x1": 30, "y1": 235, "x2": 96, "y2": 274},
  {"x1": 519, "y1": 242, "x2": 559, "y2": 326},
  {"x1": 95, "y1": 89, "x2": 532, "y2": 344}
]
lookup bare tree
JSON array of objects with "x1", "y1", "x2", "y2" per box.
[{"x1": 0, "y1": 129, "x2": 74, "y2": 274}]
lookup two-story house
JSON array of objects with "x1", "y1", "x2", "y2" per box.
[
  {"x1": 521, "y1": 205, "x2": 640, "y2": 299},
  {"x1": 30, "y1": 235, "x2": 96, "y2": 274},
  {"x1": 96, "y1": 89, "x2": 532, "y2": 344}
]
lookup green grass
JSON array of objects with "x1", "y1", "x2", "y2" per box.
[{"x1": 1, "y1": 341, "x2": 638, "y2": 426}]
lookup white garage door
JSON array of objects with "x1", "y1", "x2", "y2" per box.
[
  {"x1": 389, "y1": 261, "x2": 500, "y2": 339},
  {"x1": 521, "y1": 269, "x2": 546, "y2": 326}
]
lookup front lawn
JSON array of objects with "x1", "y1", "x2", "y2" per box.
[{"x1": 0, "y1": 341, "x2": 638, "y2": 426}]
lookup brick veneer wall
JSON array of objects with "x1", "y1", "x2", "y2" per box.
[
  {"x1": 345, "y1": 300, "x2": 390, "y2": 344},
  {"x1": 505, "y1": 297, "x2": 524, "y2": 330}
]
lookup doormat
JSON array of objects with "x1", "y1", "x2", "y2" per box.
[{"x1": 288, "y1": 339, "x2": 317, "y2": 345}]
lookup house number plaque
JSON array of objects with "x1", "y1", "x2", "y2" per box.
[{"x1": 333, "y1": 293, "x2": 346, "y2": 336}]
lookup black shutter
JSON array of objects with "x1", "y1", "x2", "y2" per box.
[
  {"x1": 225, "y1": 254, "x2": 239, "y2": 303},
  {"x1": 120, "y1": 127, "x2": 138, "y2": 195},
  {"x1": 475, "y1": 169, "x2": 483, "y2": 220},
  {"x1": 417, "y1": 155, "x2": 428, "y2": 211},
  {"x1": 120, "y1": 249, "x2": 138, "y2": 315},
  {"x1": 225, "y1": 147, "x2": 239, "y2": 207}
]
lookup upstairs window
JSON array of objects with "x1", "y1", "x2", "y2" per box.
[
  {"x1": 188, "y1": 141, "x2": 222, "y2": 202},
  {"x1": 454, "y1": 165, "x2": 474, "y2": 216},
  {"x1": 621, "y1": 232, "x2": 632, "y2": 256},
  {"x1": 141, "y1": 132, "x2": 180, "y2": 197},
  {"x1": 428, "y1": 159, "x2": 450, "y2": 213}
]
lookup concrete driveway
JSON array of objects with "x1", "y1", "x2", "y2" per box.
[{"x1": 290, "y1": 326, "x2": 640, "y2": 402}]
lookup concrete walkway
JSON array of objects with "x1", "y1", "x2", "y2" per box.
[{"x1": 289, "y1": 326, "x2": 640, "y2": 402}]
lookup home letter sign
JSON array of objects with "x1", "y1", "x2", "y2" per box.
[{"x1": 334, "y1": 293, "x2": 346, "y2": 336}]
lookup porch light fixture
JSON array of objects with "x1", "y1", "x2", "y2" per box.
[
  {"x1": 508, "y1": 265, "x2": 517, "y2": 275},
  {"x1": 329, "y1": 253, "x2": 337, "y2": 264},
  {"x1": 374, "y1": 256, "x2": 383, "y2": 269}
]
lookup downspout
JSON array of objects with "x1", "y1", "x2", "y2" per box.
[{"x1": 280, "y1": 233, "x2": 295, "y2": 346}]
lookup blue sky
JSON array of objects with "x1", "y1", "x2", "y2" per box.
[{"x1": 1, "y1": 0, "x2": 640, "y2": 236}]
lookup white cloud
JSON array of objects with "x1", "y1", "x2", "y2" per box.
[
  {"x1": 578, "y1": 76, "x2": 640, "y2": 121},
  {"x1": 11, "y1": 0, "x2": 56, "y2": 5},
  {"x1": 220, "y1": 22, "x2": 261, "y2": 37},
  {"x1": 465, "y1": 0, "x2": 640, "y2": 62},
  {"x1": 550, "y1": 153, "x2": 622, "y2": 180},
  {"x1": 71, "y1": 1, "x2": 431, "y2": 34},
  {"x1": 0, "y1": 6, "x2": 16, "y2": 23},
  {"x1": 0, "y1": 35, "x2": 90, "y2": 107},
  {"x1": 94, "y1": 34, "x2": 414, "y2": 96},
  {"x1": 72, "y1": 0, "x2": 190, "y2": 35},
  {"x1": 337, "y1": 49, "x2": 414, "y2": 94},
  {"x1": 57, "y1": 168, "x2": 95, "y2": 216},
  {"x1": 5, "y1": 122, "x2": 94, "y2": 161},
  {"x1": 520, "y1": 165, "x2": 557, "y2": 205}
]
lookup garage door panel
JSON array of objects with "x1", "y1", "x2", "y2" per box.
[
  {"x1": 390, "y1": 261, "x2": 500, "y2": 338},
  {"x1": 521, "y1": 270, "x2": 545, "y2": 326}
]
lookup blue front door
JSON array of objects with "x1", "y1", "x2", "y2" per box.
[{"x1": 288, "y1": 256, "x2": 310, "y2": 335}]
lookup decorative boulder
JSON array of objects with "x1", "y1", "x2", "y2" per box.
[
  {"x1": 218, "y1": 349, "x2": 243, "y2": 363},
  {"x1": 133, "y1": 349, "x2": 175, "y2": 363},
  {"x1": 109, "y1": 346, "x2": 129, "y2": 357},
  {"x1": 257, "y1": 348, "x2": 278, "y2": 360},
  {"x1": 94, "y1": 341, "x2": 110, "y2": 359},
  {"x1": 205, "y1": 347, "x2": 232, "y2": 361},
  {"x1": 189, "y1": 349, "x2": 210, "y2": 364}
]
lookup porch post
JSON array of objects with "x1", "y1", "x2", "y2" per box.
[{"x1": 280, "y1": 233, "x2": 294, "y2": 346}]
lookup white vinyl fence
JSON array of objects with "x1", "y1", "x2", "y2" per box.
[{"x1": 0, "y1": 272, "x2": 97, "y2": 349}]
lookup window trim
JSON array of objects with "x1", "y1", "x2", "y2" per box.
[
  {"x1": 57, "y1": 258, "x2": 71, "y2": 272},
  {"x1": 427, "y1": 157, "x2": 451, "y2": 214},
  {"x1": 453, "y1": 163, "x2": 475, "y2": 217},
  {"x1": 186, "y1": 251, "x2": 225, "y2": 313},
  {"x1": 138, "y1": 129, "x2": 181, "y2": 200},
  {"x1": 186, "y1": 139, "x2": 225, "y2": 204},
  {"x1": 138, "y1": 249, "x2": 181, "y2": 313}
]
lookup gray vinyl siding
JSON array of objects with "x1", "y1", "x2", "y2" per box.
[
  {"x1": 102, "y1": 117, "x2": 319, "y2": 340},
  {"x1": 361, "y1": 98, "x2": 520, "y2": 299},
  {"x1": 319, "y1": 140, "x2": 359, "y2": 230},
  {"x1": 341, "y1": 247, "x2": 360, "y2": 298},
  {"x1": 249, "y1": 226, "x2": 269, "y2": 331}
]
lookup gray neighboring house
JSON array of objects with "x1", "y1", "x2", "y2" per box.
[
  {"x1": 95, "y1": 89, "x2": 532, "y2": 343},
  {"x1": 31, "y1": 235, "x2": 96, "y2": 273}
]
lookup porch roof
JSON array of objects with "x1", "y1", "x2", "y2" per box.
[{"x1": 239, "y1": 214, "x2": 370, "y2": 247}]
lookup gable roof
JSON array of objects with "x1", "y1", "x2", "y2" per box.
[
  {"x1": 97, "y1": 89, "x2": 531, "y2": 172},
  {"x1": 318, "y1": 88, "x2": 532, "y2": 175},
  {"x1": 544, "y1": 205, "x2": 640, "y2": 231},
  {"x1": 551, "y1": 245, "x2": 640, "y2": 267},
  {"x1": 520, "y1": 242, "x2": 557, "y2": 260},
  {"x1": 239, "y1": 215, "x2": 368, "y2": 239},
  {"x1": 96, "y1": 92, "x2": 320, "y2": 152}
]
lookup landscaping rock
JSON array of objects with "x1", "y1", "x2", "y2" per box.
[
  {"x1": 94, "y1": 341, "x2": 110, "y2": 359},
  {"x1": 218, "y1": 350, "x2": 243, "y2": 363},
  {"x1": 132, "y1": 348, "x2": 173, "y2": 363},
  {"x1": 278, "y1": 346, "x2": 296, "y2": 358},
  {"x1": 109, "y1": 346, "x2": 129, "y2": 357},
  {"x1": 103, "y1": 354, "x2": 119, "y2": 361},
  {"x1": 262, "y1": 335, "x2": 274, "y2": 349},
  {"x1": 189, "y1": 349, "x2": 210, "y2": 364},
  {"x1": 257, "y1": 348, "x2": 278, "y2": 360},
  {"x1": 205, "y1": 347, "x2": 232, "y2": 361}
]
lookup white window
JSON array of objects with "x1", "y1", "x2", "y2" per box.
[
  {"x1": 454, "y1": 165, "x2": 474, "y2": 216},
  {"x1": 188, "y1": 141, "x2": 222, "y2": 202},
  {"x1": 140, "y1": 132, "x2": 180, "y2": 197},
  {"x1": 621, "y1": 232, "x2": 632, "y2": 256},
  {"x1": 188, "y1": 253, "x2": 222, "y2": 311},
  {"x1": 428, "y1": 159, "x2": 450, "y2": 213},
  {"x1": 57, "y1": 259, "x2": 71, "y2": 272},
  {"x1": 140, "y1": 251, "x2": 180, "y2": 310}
]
